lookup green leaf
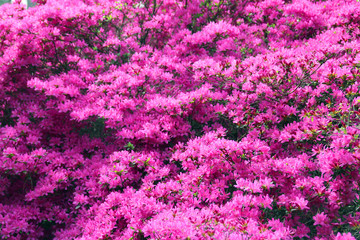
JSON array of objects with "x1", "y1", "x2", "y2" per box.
[{"x1": 125, "y1": 142, "x2": 135, "y2": 151}]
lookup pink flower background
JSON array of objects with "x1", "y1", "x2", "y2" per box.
[{"x1": 1, "y1": 0, "x2": 360, "y2": 239}]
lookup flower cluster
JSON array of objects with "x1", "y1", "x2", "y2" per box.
[{"x1": 1, "y1": 0, "x2": 360, "y2": 239}]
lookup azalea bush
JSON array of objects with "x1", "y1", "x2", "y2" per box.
[{"x1": 1, "y1": 0, "x2": 360, "y2": 239}]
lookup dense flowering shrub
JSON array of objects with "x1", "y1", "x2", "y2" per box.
[{"x1": 1, "y1": 0, "x2": 360, "y2": 239}]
